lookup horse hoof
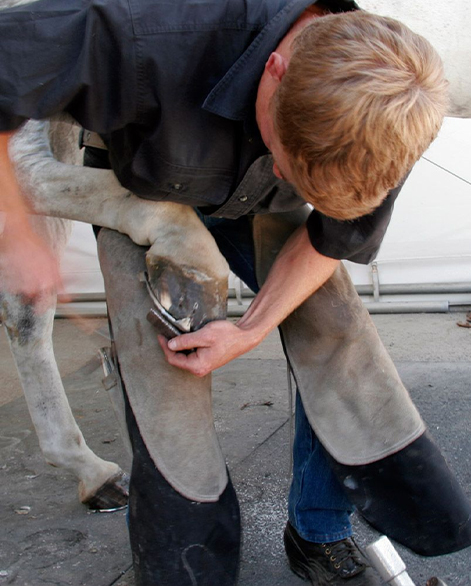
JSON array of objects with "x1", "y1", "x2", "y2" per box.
[
  {"x1": 145, "y1": 257, "x2": 227, "y2": 331},
  {"x1": 84, "y1": 471, "x2": 130, "y2": 512}
]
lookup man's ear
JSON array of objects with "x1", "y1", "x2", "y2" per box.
[{"x1": 265, "y1": 52, "x2": 289, "y2": 82}]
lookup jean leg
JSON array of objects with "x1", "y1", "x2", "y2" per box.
[
  {"x1": 288, "y1": 392, "x2": 354, "y2": 543},
  {"x1": 197, "y1": 214, "x2": 259, "y2": 294}
]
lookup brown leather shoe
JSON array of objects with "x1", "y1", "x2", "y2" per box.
[{"x1": 284, "y1": 522, "x2": 383, "y2": 585}]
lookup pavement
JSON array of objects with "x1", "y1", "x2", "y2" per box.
[{"x1": 0, "y1": 312, "x2": 470, "y2": 586}]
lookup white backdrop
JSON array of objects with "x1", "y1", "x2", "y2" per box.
[{"x1": 60, "y1": 118, "x2": 471, "y2": 307}]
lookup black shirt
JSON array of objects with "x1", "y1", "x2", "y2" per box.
[{"x1": 0, "y1": 0, "x2": 400, "y2": 263}]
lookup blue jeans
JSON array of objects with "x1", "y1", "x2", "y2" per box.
[{"x1": 198, "y1": 213, "x2": 354, "y2": 542}]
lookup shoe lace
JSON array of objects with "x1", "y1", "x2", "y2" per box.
[{"x1": 322, "y1": 539, "x2": 364, "y2": 572}]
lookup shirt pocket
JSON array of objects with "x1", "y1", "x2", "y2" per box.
[{"x1": 134, "y1": 151, "x2": 235, "y2": 207}]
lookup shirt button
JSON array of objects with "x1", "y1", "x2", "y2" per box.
[
  {"x1": 239, "y1": 195, "x2": 248, "y2": 202},
  {"x1": 248, "y1": 137, "x2": 253, "y2": 143},
  {"x1": 173, "y1": 183, "x2": 183, "y2": 190}
]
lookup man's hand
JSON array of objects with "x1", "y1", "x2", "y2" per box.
[{"x1": 158, "y1": 320, "x2": 260, "y2": 377}]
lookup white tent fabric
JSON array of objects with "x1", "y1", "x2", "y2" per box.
[{"x1": 60, "y1": 118, "x2": 471, "y2": 306}]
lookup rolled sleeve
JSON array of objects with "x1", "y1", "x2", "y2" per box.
[{"x1": 306, "y1": 179, "x2": 406, "y2": 264}]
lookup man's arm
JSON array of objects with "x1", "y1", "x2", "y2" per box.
[
  {"x1": 0, "y1": 131, "x2": 62, "y2": 301},
  {"x1": 159, "y1": 223, "x2": 340, "y2": 376}
]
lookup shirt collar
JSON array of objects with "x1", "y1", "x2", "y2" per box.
[{"x1": 202, "y1": 0, "x2": 314, "y2": 122}]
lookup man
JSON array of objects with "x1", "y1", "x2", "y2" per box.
[{"x1": 1, "y1": 1, "x2": 469, "y2": 585}]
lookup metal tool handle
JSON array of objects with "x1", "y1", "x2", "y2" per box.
[
  {"x1": 365, "y1": 537, "x2": 448, "y2": 586},
  {"x1": 366, "y1": 536, "x2": 415, "y2": 586}
]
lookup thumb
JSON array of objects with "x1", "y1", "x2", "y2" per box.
[{"x1": 168, "y1": 331, "x2": 208, "y2": 352}]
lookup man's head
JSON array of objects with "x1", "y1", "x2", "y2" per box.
[{"x1": 257, "y1": 10, "x2": 449, "y2": 220}]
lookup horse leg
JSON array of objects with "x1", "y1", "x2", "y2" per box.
[
  {"x1": 10, "y1": 119, "x2": 229, "y2": 330},
  {"x1": 1, "y1": 287, "x2": 129, "y2": 509},
  {"x1": 1, "y1": 211, "x2": 129, "y2": 510}
]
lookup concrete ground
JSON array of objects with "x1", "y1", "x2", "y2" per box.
[{"x1": 0, "y1": 312, "x2": 470, "y2": 586}]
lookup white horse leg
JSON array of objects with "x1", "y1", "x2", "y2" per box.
[
  {"x1": 0, "y1": 212, "x2": 129, "y2": 509},
  {"x1": 1, "y1": 288, "x2": 128, "y2": 507}
]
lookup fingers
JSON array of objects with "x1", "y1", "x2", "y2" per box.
[
  {"x1": 26, "y1": 292, "x2": 56, "y2": 314},
  {"x1": 157, "y1": 320, "x2": 250, "y2": 377},
  {"x1": 5, "y1": 269, "x2": 58, "y2": 302},
  {"x1": 167, "y1": 331, "x2": 208, "y2": 352},
  {"x1": 158, "y1": 335, "x2": 210, "y2": 377}
]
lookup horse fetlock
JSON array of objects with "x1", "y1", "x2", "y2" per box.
[{"x1": 73, "y1": 456, "x2": 120, "y2": 490}]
